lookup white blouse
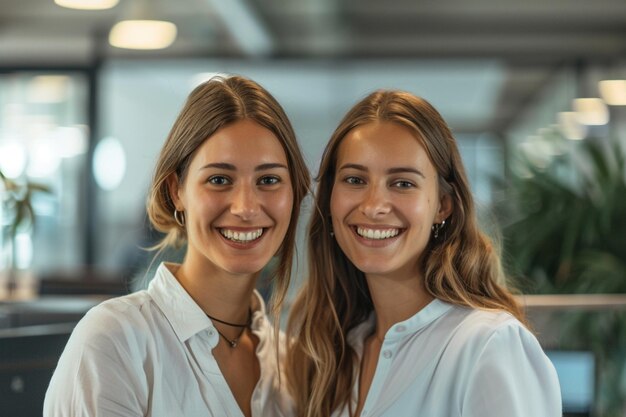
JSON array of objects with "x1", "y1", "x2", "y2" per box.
[
  {"x1": 44, "y1": 263, "x2": 292, "y2": 417},
  {"x1": 335, "y1": 299, "x2": 562, "y2": 417}
]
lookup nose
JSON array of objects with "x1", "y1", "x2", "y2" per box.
[
  {"x1": 360, "y1": 184, "x2": 391, "y2": 219},
  {"x1": 230, "y1": 184, "x2": 260, "y2": 221}
]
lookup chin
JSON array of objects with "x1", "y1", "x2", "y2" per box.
[
  {"x1": 218, "y1": 250, "x2": 273, "y2": 272},
  {"x1": 359, "y1": 268, "x2": 393, "y2": 276},
  {"x1": 350, "y1": 259, "x2": 393, "y2": 276},
  {"x1": 224, "y1": 265, "x2": 264, "y2": 276}
]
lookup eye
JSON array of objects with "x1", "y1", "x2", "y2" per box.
[
  {"x1": 258, "y1": 175, "x2": 281, "y2": 186},
  {"x1": 207, "y1": 175, "x2": 231, "y2": 185},
  {"x1": 391, "y1": 180, "x2": 415, "y2": 189},
  {"x1": 344, "y1": 176, "x2": 365, "y2": 185}
]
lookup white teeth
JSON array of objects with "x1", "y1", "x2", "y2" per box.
[
  {"x1": 356, "y1": 227, "x2": 400, "y2": 240},
  {"x1": 220, "y1": 228, "x2": 263, "y2": 243}
]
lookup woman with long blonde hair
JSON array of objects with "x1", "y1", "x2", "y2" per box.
[
  {"x1": 287, "y1": 90, "x2": 561, "y2": 417},
  {"x1": 45, "y1": 75, "x2": 310, "y2": 417}
]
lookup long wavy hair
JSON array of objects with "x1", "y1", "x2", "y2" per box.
[
  {"x1": 286, "y1": 90, "x2": 525, "y2": 417},
  {"x1": 146, "y1": 75, "x2": 310, "y2": 315}
]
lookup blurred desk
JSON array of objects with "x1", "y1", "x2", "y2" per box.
[
  {"x1": 518, "y1": 293, "x2": 626, "y2": 347},
  {"x1": 0, "y1": 267, "x2": 130, "y2": 303},
  {"x1": 38, "y1": 268, "x2": 131, "y2": 296},
  {"x1": 0, "y1": 295, "x2": 109, "y2": 329},
  {"x1": 519, "y1": 294, "x2": 626, "y2": 311}
]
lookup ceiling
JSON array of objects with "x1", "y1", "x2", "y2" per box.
[{"x1": 1, "y1": 0, "x2": 625, "y2": 134}]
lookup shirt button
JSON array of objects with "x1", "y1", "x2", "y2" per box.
[
  {"x1": 396, "y1": 325, "x2": 406, "y2": 332},
  {"x1": 382, "y1": 350, "x2": 392, "y2": 359},
  {"x1": 206, "y1": 329, "x2": 219, "y2": 348}
]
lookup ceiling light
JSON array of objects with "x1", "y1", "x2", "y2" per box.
[
  {"x1": 572, "y1": 98, "x2": 609, "y2": 126},
  {"x1": 558, "y1": 112, "x2": 587, "y2": 140},
  {"x1": 54, "y1": 0, "x2": 119, "y2": 10},
  {"x1": 109, "y1": 20, "x2": 177, "y2": 50},
  {"x1": 598, "y1": 80, "x2": 626, "y2": 106}
]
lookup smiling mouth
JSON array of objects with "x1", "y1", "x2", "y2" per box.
[
  {"x1": 355, "y1": 227, "x2": 402, "y2": 240},
  {"x1": 219, "y1": 228, "x2": 264, "y2": 243}
]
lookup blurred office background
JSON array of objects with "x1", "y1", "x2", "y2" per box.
[{"x1": 1, "y1": 0, "x2": 625, "y2": 416}]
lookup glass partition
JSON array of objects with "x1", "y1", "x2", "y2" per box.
[{"x1": 0, "y1": 71, "x2": 89, "y2": 275}]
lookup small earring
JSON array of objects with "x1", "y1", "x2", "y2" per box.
[
  {"x1": 174, "y1": 209, "x2": 186, "y2": 227},
  {"x1": 432, "y1": 219, "x2": 446, "y2": 239}
]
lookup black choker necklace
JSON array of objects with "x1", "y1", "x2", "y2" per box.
[{"x1": 207, "y1": 310, "x2": 252, "y2": 348}]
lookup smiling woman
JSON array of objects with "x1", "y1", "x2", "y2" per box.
[
  {"x1": 167, "y1": 120, "x2": 294, "y2": 280},
  {"x1": 330, "y1": 121, "x2": 452, "y2": 279},
  {"x1": 43, "y1": 75, "x2": 310, "y2": 417},
  {"x1": 287, "y1": 90, "x2": 562, "y2": 417}
]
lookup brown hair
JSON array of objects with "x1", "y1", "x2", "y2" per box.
[
  {"x1": 146, "y1": 75, "x2": 310, "y2": 314},
  {"x1": 286, "y1": 90, "x2": 524, "y2": 417}
]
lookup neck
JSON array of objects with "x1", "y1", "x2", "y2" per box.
[
  {"x1": 365, "y1": 271, "x2": 433, "y2": 342},
  {"x1": 172, "y1": 256, "x2": 258, "y2": 325}
]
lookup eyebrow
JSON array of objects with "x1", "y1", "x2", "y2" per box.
[
  {"x1": 338, "y1": 163, "x2": 425, "y2": 178},
  {"x1": 200, "y1": 162, "x2": 288, "y2": 172}
]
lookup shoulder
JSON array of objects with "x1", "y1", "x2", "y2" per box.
[
  {"x1": 437, "y1": 306, "x2": 555, "y2": 379},
  {"x1": 69, "y1": 291, "x2": 158, "y2": 355},
  {"x1": 445, "y1": 308, "x2": 562, "y2": 416},
  {"x1": 461, "y1": 309, "x2": 556, "y2": 377},
  {"x1": 80, "y1": 291, "x2": 153, "y2": 328},
  {"x1": 443, "y1": 306, "x2": 533, "y2": 349},
  {"x1": 44, "y1": 293, "x2": 157, "y2": 416}
]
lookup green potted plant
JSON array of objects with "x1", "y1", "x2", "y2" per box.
[{"x1": 496, "y1": 133, "x2": 626, "y2": 416}]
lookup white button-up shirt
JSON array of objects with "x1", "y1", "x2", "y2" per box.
[
  {"x1": 334, "y1": 299, "x2": 562, "y2": 417},
  {"x1": 44, "y1": 263, "x2": 292, "y2": 417}
]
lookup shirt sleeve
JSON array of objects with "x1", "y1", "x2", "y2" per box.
[
  {"x1": 461, "y1": 321, "x2": 562, "y2": 417},
  {"x1": 43, "y1": 304, "x2": 149, "y2": 417}
]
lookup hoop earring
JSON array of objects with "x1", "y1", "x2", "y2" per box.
[
  {"x1": 432, "y1": 219, "x2": 446, "y2": 240},
  {"x1": 174, "y1": 209, "x2": 186, "y2": 227}
]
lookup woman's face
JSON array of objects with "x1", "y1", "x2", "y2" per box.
[
  {"x1": 330, "y1": 121, "x2": 451, "y2": 280},
  {"x1": 172, "y1": 119, "x2": 293, "y2": 277}
]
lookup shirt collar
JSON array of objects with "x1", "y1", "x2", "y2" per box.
[
  {"x1": 385, "y1": 298, "x2": 453, "y2": 341},
  {"x1": 148, "y1": 262, "x2": 268, "y2": 343},
  {"x1": 347, "y1": 298, "x2": 454, "y2": 348}
]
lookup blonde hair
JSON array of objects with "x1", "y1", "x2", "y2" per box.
[
  {"x1": 146, "y1": 75, "x2": 310, "y2": 314},
  {"x1": 286, "y1": 90, "x2": 525, "y2": 417}
]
